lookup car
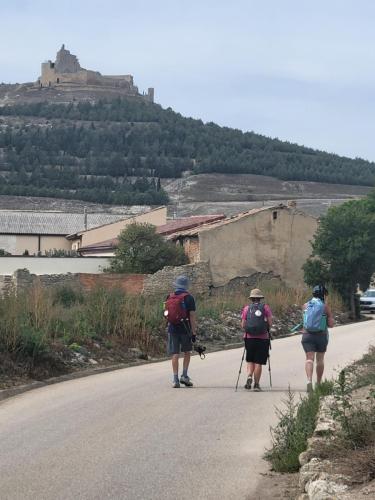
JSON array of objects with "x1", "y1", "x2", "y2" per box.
[{"x1": 359, "y1": 289, "x2": 375, "y2": 313}]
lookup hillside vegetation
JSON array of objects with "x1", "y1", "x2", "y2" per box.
[{"x1": 0, "y1": 98, "x2": 374, "y2": 204}]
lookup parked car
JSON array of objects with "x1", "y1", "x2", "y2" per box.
[{"x1": 359, "y1": 289, "x2": 375, "y2": 312}]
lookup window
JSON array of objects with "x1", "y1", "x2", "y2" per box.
[{"x1": 272, "y1": 211, "x2": 278, "y2": 220}]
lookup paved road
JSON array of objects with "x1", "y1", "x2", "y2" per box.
[{"x1": 0, "y1": 321, "x2": 373, "y2": 500}]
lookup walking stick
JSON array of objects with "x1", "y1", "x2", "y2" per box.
[
  {"x1": 268, "y1": 353, "x2": 272, "y2": 389},
  {"x1": 268, "y1": 329, "x2": 272, "y2": 389},
  {"x1": 235, "y1": 347, "x2": 246, "y2": 392}
]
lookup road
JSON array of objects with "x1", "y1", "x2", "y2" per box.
[{"x1": 0, "y1": 321, "x2": 373, "y2": 500}]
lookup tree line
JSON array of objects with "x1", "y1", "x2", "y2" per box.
[{"x1": 0, "y1": 98, "x2": 374, "y2": 204}]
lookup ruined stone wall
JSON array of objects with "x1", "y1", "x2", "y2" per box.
[
  {"x1": 0, "y1": 262, "x2": 212, "y2": 297},
  {"x1": 0, "y1": 265, "x2": 285, "y2": 298},
  {"x1": 210, "y1": 271, "x2": 283, "y2": 296},
  {"x1": 143, "y1": 262, "x2": 212, "y2": 297},
  {"x1": 0, "y1": 274, "x2": 13, "y2": 295}
]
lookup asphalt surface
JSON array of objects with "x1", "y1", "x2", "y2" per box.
[{"x1": 0, "y1": 320, "x2": 374, "y2": 500}]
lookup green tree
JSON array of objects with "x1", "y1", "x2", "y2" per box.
[
  {"x1": 107, "y1": 223, "x2": 188, "y2": 274},
  {"x1": 303, "y1": 193, "x2": 375, "y2": 317}
]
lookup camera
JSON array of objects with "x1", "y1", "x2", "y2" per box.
[{"x1": 194, "y1": 343, "x2": 206, "y2": 359}]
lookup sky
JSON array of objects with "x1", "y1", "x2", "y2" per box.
[{"x1": 1, "y1": 0, "x2": 375, "y2": 161}]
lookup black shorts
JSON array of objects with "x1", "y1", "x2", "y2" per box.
[
  {"x1": 301, "y1": 332, "x2": 328, "y2": 353},
  {"x1": 245, "y1": 338, "x2": 270, "y2": 365}
]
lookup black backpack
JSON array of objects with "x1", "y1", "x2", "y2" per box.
[{"x1": 245, "y1": 303, "x2": 267, "y2": 335}]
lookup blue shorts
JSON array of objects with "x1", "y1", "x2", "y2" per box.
[{"x1": 168, "y1": 331, "x2": 192, "y2": 355}]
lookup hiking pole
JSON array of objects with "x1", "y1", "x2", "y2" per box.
[
  {"x1": 268, "y1": 353, "x2": 272, "y2": 389},
  {"x1": 235, "y1": 347, "x2": 246, "y2": 392},
  {"x1": 290, "y1": 322, "x2": 302, "y2": 333},
  {"x1": 267, "y1": 328, "x2": 272, "y2": 389}
]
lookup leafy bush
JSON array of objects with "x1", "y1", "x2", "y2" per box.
[
  {"x1": 53, "y1": 286, "x2": 84, "y2": 307},
  {"x1": 330, "y1": 369, "x2": 375, "y2": 449},
  {"x1": 107, "y1": 223, "x2": 188, "y2": 274}
]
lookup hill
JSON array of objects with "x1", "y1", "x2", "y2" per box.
[{"x1": 0, "y1": 97, "x2": 374, "y2": 204}]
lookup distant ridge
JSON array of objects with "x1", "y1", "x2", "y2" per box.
[{"x1": 0, "y1": 97, "x2": 374, "y2": 205}]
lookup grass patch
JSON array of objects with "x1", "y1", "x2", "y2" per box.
[
  {"x1": 198, "y1": 281, "x2": 343, "y2": 319},
  {"x1": 0, "y1": 280, "x2": 345, "y2": 376},
  {"x1": 264, "y1": 381, "x2": 334, "y2": 472}
]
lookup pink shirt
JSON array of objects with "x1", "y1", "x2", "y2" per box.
[{"x1": 241, "y1": 303, "x2": 272, "y2": 339}]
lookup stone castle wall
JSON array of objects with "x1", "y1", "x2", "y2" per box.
[{"x1": 39, "y1": 45, "x2": 154, "y2": 102}]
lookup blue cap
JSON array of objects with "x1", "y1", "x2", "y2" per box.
[{"x1": 174, "y1": 275, "x2": 189, "y2": 291}]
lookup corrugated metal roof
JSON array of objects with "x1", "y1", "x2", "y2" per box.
[{"x1": 0, "y1": 211, "x2": 127, "y2": 235}]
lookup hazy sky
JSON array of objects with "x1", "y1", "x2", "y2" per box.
[{"x1": 1, "y1": 0, "x2": 375, "y2": 161}]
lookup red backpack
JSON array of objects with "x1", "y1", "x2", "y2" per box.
[{"x1": 164, "y1": 292, "x2": 189, "y2": 325}]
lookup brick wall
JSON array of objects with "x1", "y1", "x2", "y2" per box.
[{"x1": 78, "y1": 273, "x2": 145, "y2": 294}]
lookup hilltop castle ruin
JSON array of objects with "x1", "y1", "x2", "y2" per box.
[{"x1": 38, "y1": 45, "x2": 154, "y2": 102}]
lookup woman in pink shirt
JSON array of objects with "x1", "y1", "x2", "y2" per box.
[{"x1": 241, "y1": 288, "x2": 273, "y2": 391}]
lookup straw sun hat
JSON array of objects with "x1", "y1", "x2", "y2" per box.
[{"x1": 248, "y1": 288, "x2": 264, "y2": 299}]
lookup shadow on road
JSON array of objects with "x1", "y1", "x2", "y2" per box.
[{"x1": 191, "y1": 386, "x2": 306, "y2": 392}]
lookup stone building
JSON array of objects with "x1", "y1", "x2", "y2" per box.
[
  {"x1": 38, "y1": 45, "x2": 154, "y2": 102},
  {"x1": 169, "y1": 205, "x2": 318, "y2": 288}
]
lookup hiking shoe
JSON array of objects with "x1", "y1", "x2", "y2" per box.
[
  {"x1": 244, "y1": 376, "x2": 252, "y2": 390},
  {"x1": 307, "y1": 382, "x2": 313, "y2": 394},
  {"x1": 253, "y1": 383, "x2": 262, "y2": 392},
  {"x1": 172, "y1": 381, "x2": 180, "y2": 388},
  {"x1": 180, "y1": 375, "x2": 193, "y2": 387}
]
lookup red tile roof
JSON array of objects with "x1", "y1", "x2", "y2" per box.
[
  {"x1": 78, "y1": 214, "x2": 225, "y2": 254},
  {"x1": 156, "y1": 215, "x2": 225, "y2": 236}
]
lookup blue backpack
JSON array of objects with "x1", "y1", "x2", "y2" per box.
[{"x1": 303, "y1": 298, "x2": 327, "y2": 333}]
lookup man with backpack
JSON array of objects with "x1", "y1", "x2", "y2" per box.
[
  {"x1": 302, "y1": 285, "x2": 334, "y2": 393},
  {"x1": 241, "y1": 288, "x2": 272, "y2": 392},
  {"x1": 164, "y1": 275, "x2": 197, "y2": 388}
]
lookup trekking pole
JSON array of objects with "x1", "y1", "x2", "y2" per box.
[
  {"x1": 268, "y1": 354, "x2": 272, "y2": 389},
  {"x1": 268, "y1": 328, "x2": 272, "y2": 389},
  {"x1": 235, "y1": 347, "x2": 246, "y2": 392}
]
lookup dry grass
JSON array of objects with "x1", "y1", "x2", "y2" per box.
[
  {"x1": 199, "y1": 280, "x2": 344, "y2": 319},
  {"x1": 0, "y1": 281, "x2": 345, "y2": 372}
]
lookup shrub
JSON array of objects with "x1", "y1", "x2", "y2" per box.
[
  {"x1": 330, "y1": 369, "x2": 375, "y2": 449},
  {"x1": 265, "y1": 381, "x2": 334, "y2": 472},
  {"x1": 53, "y1": 286, "x2": 84, "y2": 308},
  {"x1": 107, "y1": 223, "x2": 188, "y2": 274}
]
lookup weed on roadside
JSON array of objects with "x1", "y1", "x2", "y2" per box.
[{"x1": 264, "y1": 381, "x2": 334, "y2": 472}]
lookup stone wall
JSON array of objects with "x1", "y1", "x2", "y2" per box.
[
  {"x1": 143, "y1": 262, "x2": 212, "y2": 296},
  {"x1": 0, "y1": 264, "x2": 283, "y2": 298},
  {"x1": 0, "y1": 263, "x2": 212, "y2": 297},
  {"x1": 211, "y1": 271, "x2": 283, "y2": 296}
]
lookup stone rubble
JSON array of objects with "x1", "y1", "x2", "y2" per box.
[{"x1": 297, "y1": 390, "x2": 374, "y2": 500}]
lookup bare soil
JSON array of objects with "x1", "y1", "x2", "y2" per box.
[
  {"x1": 251, "y1": 471, "x2": 299, "y2": 500},
  {"x1": 163, "y1": 173, "x2": 371, "y2": 217}
]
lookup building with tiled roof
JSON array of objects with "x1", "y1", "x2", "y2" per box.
[
  {"x1": 169, "y1": 205, "x2": 318, "y2": 287},
  {"x1": 77, "y1": 214, "x2": 225, "y2": 256}
]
